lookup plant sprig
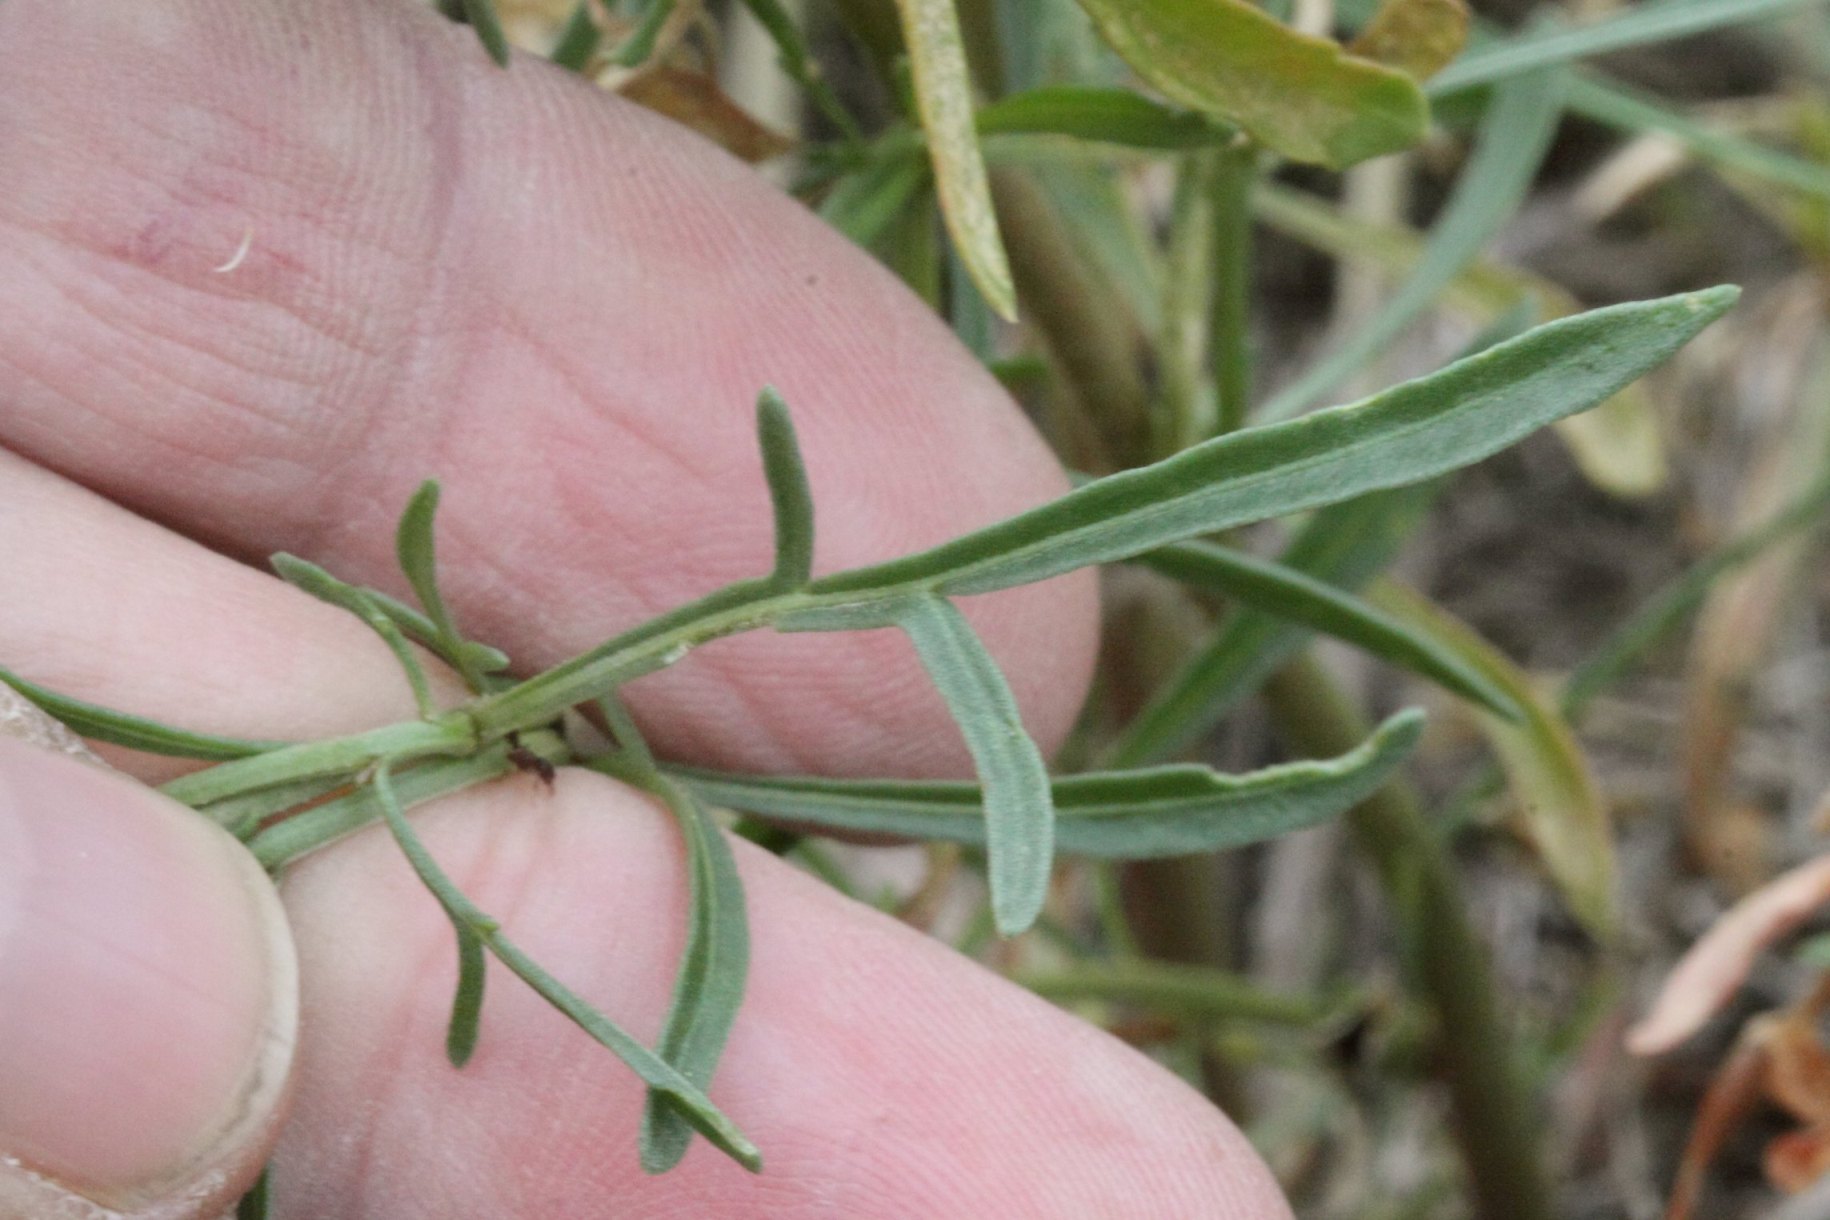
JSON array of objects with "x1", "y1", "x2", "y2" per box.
[{"x1": 4, "y1": 283, "x2": 1736, "y2": 1178}]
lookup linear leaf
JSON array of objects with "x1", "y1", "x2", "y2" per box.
[
  {"x1": 0, "y1": 667, "x2": 285, "y2": 760},
  {"x1": 896, "y1": 596, "x2": 1053, "y2": 934},
  {"x1": 896, "y1": 0, "x2": 1017, "y2": 319},
  {"x1": 370, "y1": 764, "x2": 760, "y2": 1170},
  {"x1": 610, "y1": 0, "x2": 678, "y2": 68},
  {"x1": 1262, "y1": 64, "x2": 1567, "y2": 421},
  {"x1": 1075, "y1": 0, "x2": 1427, "y2": 168},
  {"x1": 756, "y1": 390, "x2": 815, "y2": 590},
  {"x1": 736, "y1": 0, "x2": 861, "y2": 139},
  {"x1": 1132, "y1": 537, "x2": 1520, "y2": 720},
  {"x1": 272, "y1": 554, "x2": 436, "y2": 717},
  {"x1": 976, "y1": 87, "x2": 1233, "y2": 149},
  {"x1": 1021, "y1": 960, "x2": 1332, "y2": 1025},
  {"x1": 819, "y1": 150, "x2": 929, "y2": 247},
  {"x1": 456, "y1": 0, "x2": 511, "y2": 67},
  {"x1": 1429, "y1": 0, "x2": 1822, "y2": 96},
  {"x1": 447, "y1": 922, "x2": 487, "y2": 1067},
  {"x1": 672, "y1": 708, "x2": 1422, "y2": 858},
  {"x1": 637, "y1": 777, "x2": 751, "y2": 1173},
  {"x1": 808, "y1": 287, "x2": 1737, "y2": 604},
  {"x1": 1373, "y1": 583, "x2": 1616, "y2": 937},
  {"x1": 396, "y1": 482, "x2": 488, "y2": 692}
]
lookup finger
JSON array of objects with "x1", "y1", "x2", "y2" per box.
[
  {"x1": 0, "y1": 732, "x2": 295, "y2": 1219},
  {"x1": 0, "y1": 0, "x2": 1098, "y2": 777},
  {"x1": 273, "y1": 770, "x2": 1293, "y2": 1219}
]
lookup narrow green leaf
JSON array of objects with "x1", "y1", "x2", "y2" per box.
[
  {"x1": 1429, "y1": 0, "x2": 1822, "y2": 96},
  {"x1": 896, "y1": 595, "x2": 1053, "y2": 934},
  {"x1": 809, "y1": 287, "x2": 1739, "y2": 604},
  {"x1": 1373, "y1": 583, "x2": 1615, "y2": 937},
  {"x1": 672, "y1": 708, "x2": 1423, "y2": 858},
  {"x1": 756, "y1": 390, "x2": 815, "y2": 590},
  {"x1": 819, "y1": 149, "x2": 929, "y2": 248},
  {"x1": 1261, "y1": 65, "x2": 1567, "y2": 421},
  {"x1": 1020, "y1": 960, "x2": 1332, "y2": 1025},
  {"x1": 235, "y1": 1166, "x2": 270, "y2": 1220},
  {"x1": 396, "y1": 482, "x2": 489, "y2": 693},
  {"x1": 895, "y1": 0, "x2": 1018, "y2": 319},
  {"x1": 457, "y1": 0, "x2": 511, "y2": 67},
  {"x1": 272, "y1": 554, "x2": 436, "y2": 718},
  {"x1": 737, "y1": 0, "x2": 862, "y2": 140},
  {"x1": 976, "y1": 86, "x2": 1233, "y2": 149},
  {"x1": 160, "y1": 716, "x2": 471, "y2": 810},
  {"x1": 200, "y1": 772, "x2": 355, "y2": 841},
  {"x1": 447, "y1": 921, "x2": 487, "y2": 1068},
  {"x1": 1074, "y1": 0, "x2": 1428, "y2": 168},
  {"x1": 610, "y1": 0, "x2": 678, "y2": 68},
  {"x1": 550, "y1": 2, "x2": 602, "y2": 71},
  {"x1": 370, "y1": 762, "x2": 760, "y2": 1170},
  {"x1": 637, "y1": 777, "x2": 751, "y2": 1173},
  {"x1": 1132, "y1": 538, "x2": 1521, "y2": 720},
  {"x1": 1564, "y1": 73, "x2": 1830, "y2": 204},
  {"x1": 0, "y1": 667, "x2": 285, "y2": 761},
  {"x1": 1105, "y1": 487, "x2": 1435, "y2": 767}
]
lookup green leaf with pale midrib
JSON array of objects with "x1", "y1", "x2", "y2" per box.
[
  {"x1": 0, "y1": 666, "x2": 286, "y2": 760},
  {"x1": 638, "y1": 778, "x2": 750, "y2": 1173},
  {"x1": 670, "y1": 709, "x2": 1421, "y2": 858},
  {"x1": 810, "y1": 287, "x2": 1738, "y2": 603},
  {"x1": 896, "y1": 596, "x2": 1054, "y2": 934}
]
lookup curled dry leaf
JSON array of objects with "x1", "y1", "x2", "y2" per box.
[{"x1": 1627, "y1": 852, "x2": 1830, "y2": 1055}]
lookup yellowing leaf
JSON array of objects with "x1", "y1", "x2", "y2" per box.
[
  {"x1": 1350, "y1": 0, "x2": 1470, "y2": 83},
  {"x1": 1075, "y1": 0, "x2": 1428, "y2": 168},
  {"x1": 896, "y1": 0, "x2": 1017, "y2": 319},
  {"x1": 1373, "y1": 582, "x2": 1615, "y2": 937}
]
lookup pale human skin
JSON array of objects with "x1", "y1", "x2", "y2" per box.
[{"x1": 0, "y1": 1, "x2": 1296, "y2": 1215}]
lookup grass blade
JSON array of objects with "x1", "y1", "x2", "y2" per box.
[
  {"x1": 756, "y1": 389, "x2": 815, "y2": 590},
  {"x1": 896, "y1": 0, "x2": 1017, "y2": 318},
  {"x1": 0, "y1": 667, "x2": 285, "y2": 760},
  {"x1": 636, "y1": 777, "x2": 751, "y2": 1173},
  {"x1": 1132, "y1": 537, "x2": 1521, "y2": 720},
  {"x1": 896, "y1": 595, "x2": 1053, "y2": 934},
  {"x1": 1261, "y1": 64, "x2": 1567, "y2": 421},
  {"x1": 810, "y1": 287, "x2": 1738, "y2": 603},
  {"x1": 736, "y1": 0, "x2": 861, "y2": 140},
  {"x1": 1429, "y1": 0, "x2": 1822, "y2": 96},
  {"x1": 671, "y1": 708, "x2": 1423, "y2": 858}
]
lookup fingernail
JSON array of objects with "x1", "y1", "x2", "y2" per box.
[{"x1": 0, "y1": 736, "x2": 297, "y2": 1215}]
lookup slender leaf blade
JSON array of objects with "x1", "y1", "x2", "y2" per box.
[
  {"x1": 672, "y1": 708, "x2": 1423, "y2": 858},
  {"x1": 756, "y1": 390, "x2": 815, "y2": 590},
  {"x1": 896, "y1": 0, "x2": 1017, "y2": 319},
  {"x1": 896, "y1": 596, "x2": 1054, "y2": 933},
  {"x1": 396, "y1": 482, "x2": 488, "y2": 692},
  {"x1": 447, "y1": 922, "x2": 487, "y2": 1067},
  {"x1": 458, "y1": 0, "x2": 511, "y2": 67},
  {"x1": 1132, "y1": 537, "x2": 1520, "y2": 720},
  {"x1": 638, "y1": 778, "x2": 751, "y2": 1172},
  {"x1": 810, "y1": 287, "x2": 1738, "y2": 603},
  {"x1": 1075, "y1": 0, "x2": 1428, "y2": 168},
  {"x1": 0, "y1": 667, "x2": 286, "y2": 760}
]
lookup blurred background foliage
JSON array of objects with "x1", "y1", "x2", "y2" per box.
[{"x1": 444, "y1": 0, "x2": 1830, "y2": 1215}]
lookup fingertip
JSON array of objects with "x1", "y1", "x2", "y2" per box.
[{"x1": 0, "y1": 735, "x2": 296, "y2": 1217}]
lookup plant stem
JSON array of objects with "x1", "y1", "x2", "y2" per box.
[
  {"x1": 1263, "y1": 655, "x2": 1553, "y2": 1220},
  {"x1": 1208, "y1": 144, "x2": 1255, "y2": 437},
  {"x1": 989, "y1": 167, "x2": 1152, "y2": 470}
]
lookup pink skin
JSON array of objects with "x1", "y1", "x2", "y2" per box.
[{"x1": 0, "y1": 1, "x2": 1294, "y2": 1216}]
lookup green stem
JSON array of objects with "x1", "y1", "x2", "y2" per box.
[
  {"x1": 1263, "y1": 655, "x2": 1552, "y2": 1220},
  {"x1": 1208, "y1": 144, "x2": 1255, "y2": 438},
  {"x1": 1019, "y1": 959, "x2": 1328, "y2": 1025}
]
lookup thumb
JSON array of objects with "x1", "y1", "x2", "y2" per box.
[{"x1": 0, "y1": 698, "x2": 296, "y2": 1219}]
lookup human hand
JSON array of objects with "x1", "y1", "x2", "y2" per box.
[{"x1": 0, "y1": 2, "x2": 1293, "y2": 1215}]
